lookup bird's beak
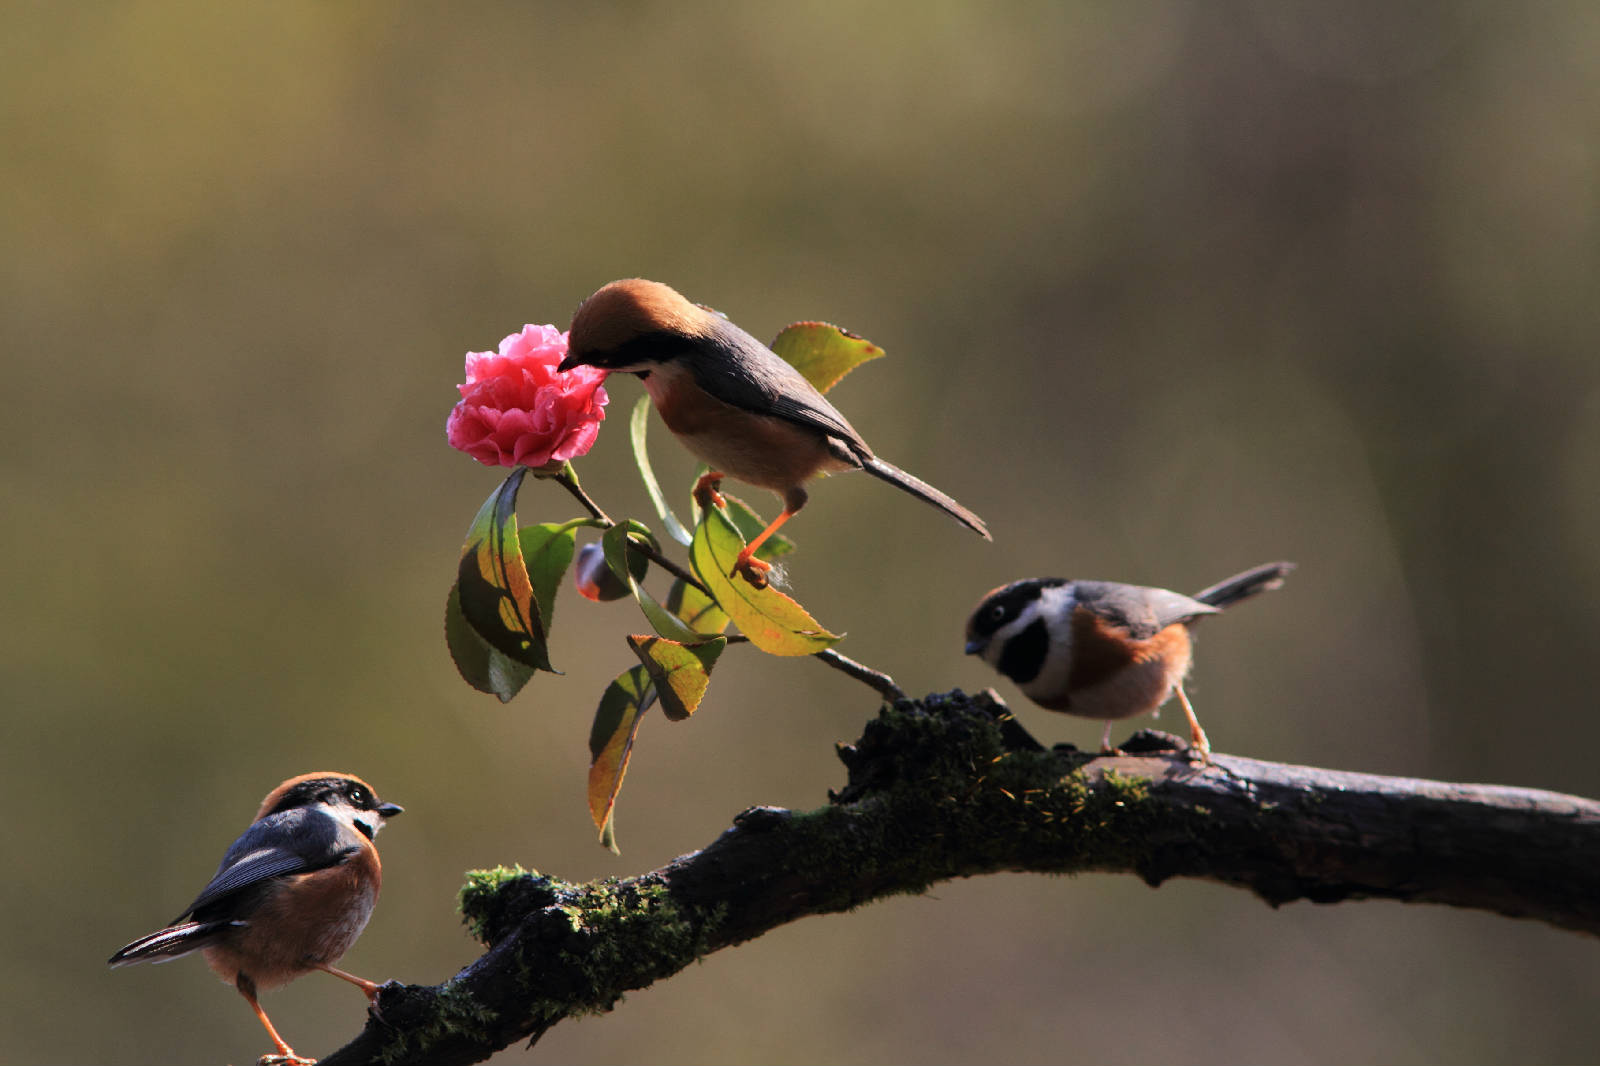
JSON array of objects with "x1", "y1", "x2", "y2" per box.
[
  {"x1": 964, "y1": 638, "x2": 987, "y2": 656},
  {"x1": 377, "y1": 802, "x2": 404, "y2": 818},
  {"x1": 556, "y1": 352, "x2": 588, "y2": 373}
]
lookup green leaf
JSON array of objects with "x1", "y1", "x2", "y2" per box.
[
  {"x1": 444, "y1": 582, "x2": 536, "y2": 702},
  {"x1": 631, "y1": 395, "x2": 694, "y2": 546},
  {"x1": 518, "y1": 522, "x2": 577, "y2": 635},
  {"x1": 626, "y1": 634, "x2": 726, "y2": 722},
  {"x1": 769, "y1": 321, "x2": 886, "y2": 395},
  {"x1": 690, "y1": 501, "x2": 841, "y2": 657},
  {"x1": 665, "y1": 576, "x2": 730, "y2": 635},
  {"x1": 587, "y1": 664, "x2": 657, "y2": 853},
  {"x1": 455, "y1": 468, "x2": 552, "y2": 673},
  {"x1": 601, "y1": 521, "x2": 709, "y2": 642}
]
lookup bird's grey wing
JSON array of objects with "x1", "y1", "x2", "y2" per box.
[
  {"x1": 1073, "y1": 581, "x2": 1218, "y2": 639},
  {"x1": 177, "y1": 807, "x2": 360, "y2": 921},
  {"x1": 690, "y1": 318, "x2": 870, "y2": 456}
]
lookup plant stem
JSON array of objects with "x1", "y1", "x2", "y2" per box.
[
  {"x1": 813, "y1": 648, "x2": 906, "y2": 702},
  {"x1": 724, "y1": 636, "x2": 905, "y2": 702},
  {"x1": 545, "y1": 465, "x2": 710, "y2": 594},
  {"x1": 544, "y1": 466, "x2": 904, "y2": 702}
]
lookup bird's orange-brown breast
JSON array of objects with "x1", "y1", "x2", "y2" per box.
[
  {"x1": 644, "y1": 361, "x2": 842, "y2": 490},
  {"x1": 201, "y1": 848, "x2": 382, "y2": 992},
  {"x1": 1060, "y1": 606, "x2": 1193, "y2": 720},
  {"x1": 1067, "y1": 608, "x2": 1193, "y2": 685},
  {"x1": 1066, "y1": 606, "x2": 1143, "y2": 692}
]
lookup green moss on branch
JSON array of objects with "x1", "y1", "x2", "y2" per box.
[{"x1": 323, "y1": 689, "x2": 1600, "y2": 1066}]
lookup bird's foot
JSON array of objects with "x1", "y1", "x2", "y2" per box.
[
  {"x1": 693, "y1": 470, "x2": 726, "y2": 511},
  {"x1": 258, "y1": 1053, "x2": 315, "y2": 1066},
  {"x1": 1179, "y1": 722, "x2": 1214, "y2": 766},
  {"x1": 732, "y1": 552, "x2": 771, "y2": 588},
  {"x1": 1175, "y1": 685, "x2": 1214, "y2": 766}
]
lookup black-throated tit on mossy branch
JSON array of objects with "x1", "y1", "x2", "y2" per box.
[
  {"x1": 109, "y1": 772, "x2": 402, "y2": 1066},
  {"x1": 557, "y1": 279, "x2": 990, "y2": 587},
  {"x1": 964, "y1": 562, "x2": 1294, "y2": 762}
]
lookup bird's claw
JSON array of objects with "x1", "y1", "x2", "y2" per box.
[
  {"x1": 732, "y1": 553, "x2": 771, "y2": 588},
  {"x1": 693, "y1": 471, "x2": 726, "y2": 511}
]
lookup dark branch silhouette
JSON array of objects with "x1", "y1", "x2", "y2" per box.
[{"x1": 320, "y1": 690, "x2": 1600, "y2": 1066}]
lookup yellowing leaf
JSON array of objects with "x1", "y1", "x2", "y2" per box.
[
  {"x1": 519, "y1": 522, "x2": 577, "y2": 635},
  {"x1": 690, "y1": 501, "x2": 840, "y2": 657},
  {"x1": 444, "y1": 582, "x2": 536, "y2": 702},
  {"x1": 769, "y1": 321, "x2": 886, "y2": 395},
  {"x1": 586, "y1": 665, "x2": 656, "y2": 853},
  {"x1": 665, "y1": 576, "x2": 730, "y2": 635},
  {"x1": 454, "y1": 468, "x2": 552, "y2": 673},
  {"x1": 626, "y1": 634, "x2": 726, "y2": 722}
]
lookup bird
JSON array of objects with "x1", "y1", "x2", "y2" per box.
[
  {"x1": 963, "y1": 562, "x2": 1294, "y2": 762},
  {"x1": 557, "y1": 278, "x2": 990, "y2": 586},
  {"x1": 109, "y1": 772, "x2": 402, "y2": 1066}
]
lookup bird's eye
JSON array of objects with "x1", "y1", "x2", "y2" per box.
[
  {"x1": 348, "y1": 785, "x2": 369, "y2": 806},
  {"x1": 989, "y1": 604, "x2": 1007, "y2": 622}
]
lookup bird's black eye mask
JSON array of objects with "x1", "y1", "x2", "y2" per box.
[
  {"x1": 578, "y1": 329, "x2": 707, "y2": 371},
  {"x1": 969, "y1": 578, "x2": 1067, "y2": 640},
  {"x1": 996, "y1": 618, "x2": 1051, "y2": 685}
]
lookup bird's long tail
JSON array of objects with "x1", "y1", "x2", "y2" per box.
[
  {"x1": 861, "y1": 456, "x2": 991, "y2": 540},
  {"x1": 108, "y1": 919, "x2": 242, "y2": 967},
  {"x1": 1192, "y1": 561, "x2": 1296, "y2": 609}
]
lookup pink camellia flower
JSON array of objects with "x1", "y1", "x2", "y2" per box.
[{"x1": 446, "y1": 324, "x2": 609, "y2": 469}]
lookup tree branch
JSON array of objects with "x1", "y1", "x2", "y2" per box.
[{"x1": 322, "y1": 689, "x2": 1600, "y2": 1065}]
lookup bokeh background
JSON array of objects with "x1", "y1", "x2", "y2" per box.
[{"x1": 6, "y1": 3, "x2": 1599, "y2": 1063}]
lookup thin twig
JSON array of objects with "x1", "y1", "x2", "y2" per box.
[
  {"x1": 544, "y1": 466, "x2": 610, "y2": 523},
  {"x1": 545, "y1": 467, "x2": 710, "y2": 593},
  {"x1": 546, "y1": 468, "x2": 903, "y2": 701},
  {"x1": 813, "y1": 649, "x2": 905, "y2": 701},
  {"x1": 723, "y1": 636, "x2": 905, "y2": 702}
]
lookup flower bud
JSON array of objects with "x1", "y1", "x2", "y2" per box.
[{"x1": 573, "y1": 542, "x2": 631, "y2": 602}]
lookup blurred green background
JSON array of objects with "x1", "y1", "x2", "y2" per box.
[{"x1": 6, "y1": 3, "x2": 1599, "y2": 1063}]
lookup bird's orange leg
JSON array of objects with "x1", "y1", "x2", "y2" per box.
[
  {"x1": 237, "y1": 975, "x2": 313, "y2": 1066},
  {"x1": 733, "y1": 510, "x2": 795, "y2": 588},
  {"x1": 732, "y1": 486, "x2": 807, "y2": 588},
  {"x1": 314, "y1": 962, "x2": 381, "y2": 1001},
  {"x1": 1174, "y1": 683, "x2": 1213, "y2": 765},
  {"x1": 1098, "y1": 719, "x2": 1124, "y2": 756},
  {"x1": 692, "y1": 470, "x2": 726, "y2": 511}
]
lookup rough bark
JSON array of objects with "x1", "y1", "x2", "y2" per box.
[{"x1": 320, "y1": 689, "x2": 1600, "y2": 1066}]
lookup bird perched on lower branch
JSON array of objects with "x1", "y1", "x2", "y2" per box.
[
  {"x1": 963, "y1": 562, "x2": 1295, "y2": 762},
  {"x1": 109, "y1": 772, "x2": 402, "y2": 1066},
  {"x1": 557, "y1": 278, "x2": 990, "y2": 586}
]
